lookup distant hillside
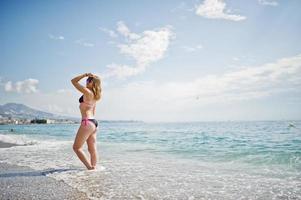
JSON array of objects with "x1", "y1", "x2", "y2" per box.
[
  {"x1": 0, "y1": 103, "x2": 76, "y2": 120},
  {"x1": 0, "y1": 102, "x2": 144, "y2": 122}
]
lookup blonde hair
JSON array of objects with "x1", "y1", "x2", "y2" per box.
[{"x1": 90, "y1": 76, "x2": 102, "y2": 101}]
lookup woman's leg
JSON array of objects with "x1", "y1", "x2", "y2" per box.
[
  {"x1": 73, "y1": 123, "x2": 95, "y2": 169},
  {"x1": 87, "y1": 128, "x2": 97, "y2": 169}
]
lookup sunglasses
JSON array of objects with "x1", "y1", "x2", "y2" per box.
[{"x1": 86, "y1": 77, "x2": 93, "y2": 83}]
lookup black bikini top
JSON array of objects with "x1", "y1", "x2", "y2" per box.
[
  {"x1": 79, "y1": 95, "x2": 95, "y2": 107},
  {"x1": 79, "y1": 95, "x2": 84, "y2": 103}
]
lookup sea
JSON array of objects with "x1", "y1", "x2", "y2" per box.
[{"x1": 0, "y1": 120, "x2": 300, "y2": 199}]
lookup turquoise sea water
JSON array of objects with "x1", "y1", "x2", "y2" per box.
[
  {"x1": 0, "y1": 120, "x2": 301, "y2": 199},
  {"x1": 1, "y1": 121, "x2": 300, "y2": 168}
]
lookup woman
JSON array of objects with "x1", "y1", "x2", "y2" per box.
[{"x1": 71, "y1": 73, "x2": 102, "y2": 170}]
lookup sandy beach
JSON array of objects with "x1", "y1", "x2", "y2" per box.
[
  {"x1": 0, "y1": 141, "x2": 88, "y2": 200},
  {"x1": 0, "y1": 141, "x2": 17, "y2": 148}
]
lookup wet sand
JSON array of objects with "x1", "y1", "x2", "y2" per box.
[
  {"x1": 0, "y1": 141, "x2": 88, "y2": 200},
  {"x1": 0, "y1": 141, "x2": 19, "y2": 148}
]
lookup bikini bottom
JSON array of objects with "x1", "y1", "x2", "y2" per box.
[{"x1": 81, "y1": 118, "x2": 98, "y2": 128}]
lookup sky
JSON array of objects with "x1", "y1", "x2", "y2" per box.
[{"x1": 0, "y1": 0, "x2": 301, "y2": 122}]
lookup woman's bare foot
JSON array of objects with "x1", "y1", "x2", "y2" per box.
[
  {"x1": 87, "y1": 165, "x2": 96, "y2": 170},
  {"x1": 86, "y1": 165, "x2": 93, "y2": 170}
]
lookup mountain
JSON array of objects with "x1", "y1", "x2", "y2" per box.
[
  {"x1": 0, "y1": 103, "x2": 76, "y2": 119},
  {"x1": 0, "y1": 103, "x2": 144, "y2": 122}
]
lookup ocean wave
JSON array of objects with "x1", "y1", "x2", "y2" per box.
[{"x1": 0, "y1": 133, "x2": 38, "y2": 146}]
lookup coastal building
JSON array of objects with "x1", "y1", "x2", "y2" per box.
[{"x1": 46, "y1": 119, "x2": 55, "y2": 124}]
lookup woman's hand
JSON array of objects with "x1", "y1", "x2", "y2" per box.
[
  {"x1": 86, "y1": 73, "x2": 94, "y2": 77},
  {"x1": 71, "y1": 73, "x2": 94, "y2": 85}
]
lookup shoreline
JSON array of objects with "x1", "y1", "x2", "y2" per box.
[
  {"x1": 0, "y1": 140, "x2": 88, "y2": 200},
  {"x1": 0, "y1": 162, "x2": 88, "y2": 200},
  {"x1": 0, "y1": 141, "x2": 19, "y2": 148}
]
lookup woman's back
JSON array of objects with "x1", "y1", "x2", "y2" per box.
[{"x1": 79, "y1": 94, "x2": 96, "y2": 118}]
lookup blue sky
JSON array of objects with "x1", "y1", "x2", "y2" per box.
[{"x1": 1, "y1": 0, "x2": 301, "y2": 122}]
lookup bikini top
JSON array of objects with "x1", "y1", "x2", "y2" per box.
[{"x1": 79, "y1": 95, "x2": 95, "y2": 108}]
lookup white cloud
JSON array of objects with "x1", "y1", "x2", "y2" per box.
[
  {"x1": 258, "y1": 0, "x2": 278, "y2": 6},
  {"x1": 103, "y1": 63, "x2": 145, "y2": 79},
  {"x1": 48, "y1": 34, "x2": 64, "y2": 40},
  {"x1": 14, "y1": 54, "x2": 300, "y2": 121},
  {"x1": 75, "y1": 39, "x2": 95, "y2": 47},
  {"x1": 232, "y1": 57, "x2": 240, "y2": 61},
  {"x1": 116, "y1": 21, "x2": 141, "y2": 40},
  {"x1": 4, "y1": 79, "x2": 39, "y2": 94},
  {"x1": 118, "y1": 25, "x2": 174, "y2": 66},
  {"x1": 4, "y1": 81, "x2": 13, "y2": 92},
  {"x1": 195, "y1": 0, "x2": 246, "y2": 21},
  {"x1": 182, "y1": 44, "x2": 203, "y2": 52},
  {"x1": 100, "y1": 54, "x2": 301, "y2": 120},
  {"x1": 56, "y1": 89, "x2": 73, "y2": 94},
  {"x1": 99, "y1": 27, "x2": 118, "y2": 38},
  {"x1": 189, "y1": 54, "x2": 301, "y2": 101},
  {"x1": 103, "y1": 22, "x2": 175, "y2": 79}
]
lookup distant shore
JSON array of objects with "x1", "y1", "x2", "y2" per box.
[{"x1": 0, "y1": 117, "x2": 144, "y2": 125}]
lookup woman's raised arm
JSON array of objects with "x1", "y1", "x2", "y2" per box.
[{"x1": 71, "y1": 73, "x2": 93, "y2": 95}]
